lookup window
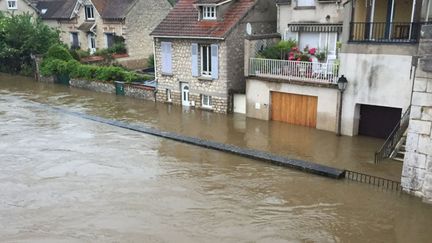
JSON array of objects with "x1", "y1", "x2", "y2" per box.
[
  {"x1": 298, "y1": 32, "x2": 338, "y2": 60},
  {"x1": 202, "y1": 6, "x2": 216, "y2": 20},
  {"x1": 201, "y1": 45, "x2": 212, "y2": 76},
  {"x1": 7, "y1": 0, "x2": 17, "y2": 9},
  {"x1": 70, "y1": 32, "x2": 79, "y2": 49},
  {"x1": 297, "y1": 0, "x2": 315, "y2": 7},
  {"x1": 105, "y1": 33, "x2": 115, "y2": 48},
  {"x1": 201, "y1": 95, "x2": 212, "y2": 108},
  {"x1": 85, "y1": 5, "x2": 95, "y2": 20}
]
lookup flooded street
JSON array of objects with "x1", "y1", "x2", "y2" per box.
[{"x1": 1, "y1": 74, "x2": 432, "y2": 242}]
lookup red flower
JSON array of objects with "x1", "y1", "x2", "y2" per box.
[
  {"x1": 291, "y1": 47, "x2": 299, "y2": 52},
  {"x1": 309, "y1": 58, "x2": 313, "y2": 62},
  {"x1": 309, "y1": 48, "x2": 317, "y2": 55},
  {"x1": 297, "y1": 57, "x2": 301, "y2": 61},
  {"x1": 289, "y1": 56, "x2": 294, "y2": 60}
]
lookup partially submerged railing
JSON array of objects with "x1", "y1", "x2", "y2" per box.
[
  {"x1": 374, "y1": 106, "x2": 411, "y2": 164},
  {"x1": 349, "y1": 22, "x2": 423, "y2": 43},
  {"x1": 345, "y1": 170, "x2": 401, "y2": 191},
  {"x1": 249, "y1": 58, "x2": 339, "y2": 84}
]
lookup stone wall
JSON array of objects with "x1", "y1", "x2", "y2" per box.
[
  {"x1": 402, "y1": 25, "x2": 432, "y2": 203},
  {"x1": 125, "y1": 0, "x2": 172, "y2": 66},
  {"x1": 69, "y1": 79, "x2": 155, "y2": 101}
]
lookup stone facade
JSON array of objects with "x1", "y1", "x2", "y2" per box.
[
  {"x1": 402, "y1": 25, "x2": 432, "y2": 203},
  {"x1": 53, "y1": 0, "x2": 171, "y2": 69},
  {"x1": 0, "y1": 0, "x2": 37, "y2": 15},
  {"x1": 154, "y1": 0, "x2": 276, "y2": 113},
  {"x1": 69, "y1": 79, "x2": 156, "y2": 101}
]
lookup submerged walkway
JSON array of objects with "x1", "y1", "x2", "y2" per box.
[{"x1": 46, "y1": 104, "x2": 345, "y2": 179}]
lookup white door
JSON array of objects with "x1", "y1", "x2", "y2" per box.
[
  {"x1": 181, "y1": 83, "x2": 190, "y2": 106},
  {"x1": 88, "y1": 33, "x2": 96, "y2": 54}
]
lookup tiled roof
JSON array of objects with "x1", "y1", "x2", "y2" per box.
[
  {"x1": 151, "y1": 0, "x2": 257, "y2": 39},
  {"x1": 36, "y1": 0, "x2": 76, "y2": 19},
  {"x1": 92, "y1": 0, "x2": 137, "y2": 20},
  {"x1": 194, "y1": 0, "x2": 226, "y2": 4}
]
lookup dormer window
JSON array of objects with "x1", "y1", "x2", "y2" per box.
[
  {"x1": 7, "y1": 0, "x2": 17, "y2": 10},
  {"x1": 85, "y1": 5, "x2": 95, "y2": 20},
  {"x1": 202, "y1": 6, "x2": 216, "y2": 20}
]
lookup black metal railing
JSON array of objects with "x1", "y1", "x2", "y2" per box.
[
  {"x1": 349, "y1": 22, "x2": 423, "y2": 43},
  {"x1": 374, "y1": 106, "x2": 411, "y2": 164},
  {"x1": 345, "y1": 170, "x2": 401, "y2": 191}
]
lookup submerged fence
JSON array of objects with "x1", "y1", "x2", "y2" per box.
[{"x1": 344, "y1": 170, "x2": 401, "y2": 191}]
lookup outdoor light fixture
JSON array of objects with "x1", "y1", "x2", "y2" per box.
[
  {"x1": 337, "y1": 75, "x2": 348, "y2": 136},
  {"x1": 337, "y1": 75, "x2": 348, "y2": 92}
]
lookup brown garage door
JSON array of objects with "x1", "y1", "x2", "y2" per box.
[{"x1": 271, "y1": 92, "x2": 317, "y2": 128}]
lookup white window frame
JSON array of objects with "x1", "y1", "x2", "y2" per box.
[
  {"x1": 85, "y1": 5, "x2": 95, "y2": 20},
  {"x1": 200, "y1": 45, "x2": 212, "y2": 77},
  {"x1": 202, "y1": 6, "x2": 216, "y2": 20},
  {"x1": 297, "y1": 0, "x2": 315, "y2": 7},
  {"x1": 201, "y1": 94, "x2": 212, "y2": 109},
  {"x1": 7, "y1": 0, "x2": 17, "y2": 10}
]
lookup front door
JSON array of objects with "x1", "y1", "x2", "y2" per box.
[{"x1": 181, "y1": 83, "x2": 190, "y2": 106}]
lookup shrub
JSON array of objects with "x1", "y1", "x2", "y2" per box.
[
  {"x1": 147, "y1": 54, "x2": 154, "y2": 68},
  {"x1": 40, "y1": 58, "x2": 149, "y2": 82},
  {"x1": 46, "y1": 44, "x2": 74, "y2": 61}
]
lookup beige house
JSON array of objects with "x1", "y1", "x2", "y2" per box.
[
  {"x1": 151, "y1": 0, "x2": 277, "y2": 113},
  {"x1": 246, "y1": 0, "x2": 344, "y2": 132},
  {"x1": 245, "y1": 0, "x2": 432, "y2": 164},
  {"x1": 35, "y1": 0, "x2": 172, "y2": 68},
  {"x1": 0, "y1": 0, "x2": 38, "y2": 15}
]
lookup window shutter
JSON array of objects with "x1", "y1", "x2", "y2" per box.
[
  {"x1": 211, "y1": 44, "x2": 218, "y2": 80},
  {"x1": 191, "y1": 43, "x2": 198, "y2": 77},
  {"x1": 161, "y1": 42, "x2": 172, "y2": 74}
]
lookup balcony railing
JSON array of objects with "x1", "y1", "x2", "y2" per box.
[
  {"x1": 349, "y1": 22, "x2": 423, "y2": 43},
  {"x1": 249, "y1": 58, "x2": 339, "y2": 84}
]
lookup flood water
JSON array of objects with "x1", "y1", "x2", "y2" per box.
[{"x1": 1, "y1": 74, "x2": 432, "y2": 242}]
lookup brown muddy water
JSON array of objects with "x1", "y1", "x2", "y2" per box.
[{"x1": 1, "y1": 74, "x2": 432, "y2": 242}]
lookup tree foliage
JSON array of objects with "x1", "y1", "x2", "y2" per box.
[{"x1": 0, "y1": 12, "x2": 60, "y2": 74}]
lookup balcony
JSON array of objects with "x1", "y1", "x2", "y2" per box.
[
  {"x1": 349, "y1": 22, "x2": 424, "y2": 43},
  {"x1": 249, "y1": 58, "x2": 339, "y2": 84}
]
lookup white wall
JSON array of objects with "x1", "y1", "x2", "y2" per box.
[
  {"x1": 339, "y1": 53, "x2": 414, "y2": 136},
  {"x1": 246, "y1": 78, "x2": 339, "y2": 132},
  {"x1": 277, "y1": 3, "x2": 343, "y2": 35}
]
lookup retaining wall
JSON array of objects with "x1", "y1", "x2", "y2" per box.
[{"x1": 69, "y1": 79, "x2": 156, "y2": 101}]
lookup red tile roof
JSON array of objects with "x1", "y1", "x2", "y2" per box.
[{"x1": 151, "y1": 0, "x2": 257, "y2": 39}]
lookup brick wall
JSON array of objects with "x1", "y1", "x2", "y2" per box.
[{"x1": 402, "y1": 25, "x2": 432, "y2": 203}]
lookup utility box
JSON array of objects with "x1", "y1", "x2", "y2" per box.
[
  {"x1": 114, "y1": 81, "x2": 125, "y2": 96},
  {"x1": 55, "y1": 74, "x2": 70, "y2": 85}
]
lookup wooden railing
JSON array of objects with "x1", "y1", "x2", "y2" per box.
[
  {"x1": 374, "y1": 106, "x2": 411, "y2": 164},
  {"x1": 249, "y1": 58, "x2": 339, "y2": 84}
]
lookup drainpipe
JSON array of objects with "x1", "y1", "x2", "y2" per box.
[{"x1": 409, "y1": 0, "x2": 417, "y2": 40}]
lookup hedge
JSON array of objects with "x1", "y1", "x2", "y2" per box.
[{"x1": 40, "y1": 58, "x2": 152, "y2": 82}]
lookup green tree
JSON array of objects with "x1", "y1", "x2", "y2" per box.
[{"x1": 0, "y1": 12, "x2": 60, "y2": 74}]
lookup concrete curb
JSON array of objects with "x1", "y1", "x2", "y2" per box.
[{"x1": 49, "y1": 106, "x2": 346, "y2": 179}]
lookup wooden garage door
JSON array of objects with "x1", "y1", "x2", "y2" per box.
[{"x1": 271, "y1": 92, "x2": 317, "y2": 128}]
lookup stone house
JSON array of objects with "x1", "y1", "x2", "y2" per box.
[
  {"x1": 150, "y1": 0, "x2": 277, "y2": 113},
  {"x1": 0, "y1": 0, "x2": 39, "y2": 15},
  {"x1": 34, "y1": 0, "x2": 172, "y2": 68}
]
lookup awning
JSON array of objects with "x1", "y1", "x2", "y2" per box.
[
  {"x1": 78, "y1": 22, "x2": 96, "y2": 32},
  {"x1": 288, "y1": 23, "x2": 343, "y2": 33}
]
